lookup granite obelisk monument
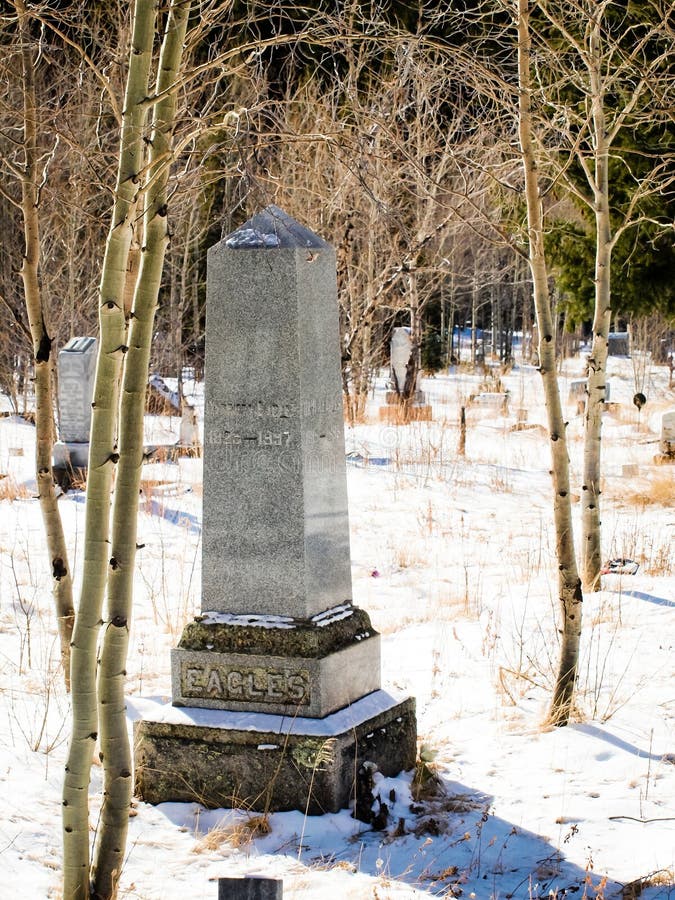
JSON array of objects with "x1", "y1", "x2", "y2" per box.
[{"x1": 134, "y1": 207, "x2": 416, "y2": 814}]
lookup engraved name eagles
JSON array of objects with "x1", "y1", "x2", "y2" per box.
[{"x1": 182, "y1": 662, "x2": 310, "y2": 705}]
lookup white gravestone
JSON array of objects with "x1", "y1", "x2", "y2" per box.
[
  {"x1": 660, "y1": 410, "x2": 675, "y2": 455},
  {"x1": 53, "y1": 336, "x2": 97, "y2": 475}
]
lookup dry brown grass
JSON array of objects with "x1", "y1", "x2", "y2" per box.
[
  {"x1": 622, "y1": 868, "x2": 674, "y2": 900},
  {"x1": 192, "y1": 814, "x2": 271, "y2": 853},
  {"x1": 391, "y1": 542, "x2": 428, "y2": 570},
  {"x1": 0, "y1": 475, "x2": 30, "y2": 501},
  {"x1": 623, "y1": 471, "x2": 675, "y2": 508}
]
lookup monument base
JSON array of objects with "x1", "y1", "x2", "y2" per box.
[
  {"x1": 378, "y1": 404, "x2": 433, "y2": 423},
  {"x1": 133, "y1": 691, "x2": 416, "y2": 815},
  {"x1": 171, "y1": 604, "x2": 381, "y2": 717}
]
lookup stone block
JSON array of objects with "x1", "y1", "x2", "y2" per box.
[
  {"x1": 171, "y1": 634, "x2": 380, "y2": 717},
  {"x1": 58, "y1": 337, "x2": 97, "y2": 443},
  {"x1": 171, "y1": 604, "x2": 380, "y2": 716},
  {"x1": 134, "y1": 691, "x2": 416, "y2": 815}
]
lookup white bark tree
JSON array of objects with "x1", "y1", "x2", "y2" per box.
[{"x1": 519, "y1": 0, "x2": 675, "y2": 590}]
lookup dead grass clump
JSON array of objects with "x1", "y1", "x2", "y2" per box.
[
  {"x1": 192, "y1": 814, "x2": 271, "y2": 853},
  {"x1": 0, "y1": 475, "x2": 30, "y2": 501},
  {"x1": 391, "y1": 542, "x2": 428, "y2": 570},
  {"x1": 624, "y1": 472, "x2": 674, "y2": 508},
  {"x1": 622, "y1": 868, "x2": 674, "y2": 900}
]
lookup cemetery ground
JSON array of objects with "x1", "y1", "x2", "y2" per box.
[{"x1": 0, "y1": 354, "x2": 673, "y2": 899}]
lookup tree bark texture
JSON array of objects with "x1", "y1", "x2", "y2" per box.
[
  {"x1": 92, "y1": 4, "x2": 191, "y2": 897},
  {"x1": 581, "y1": 14, "x2": 612, "y2": 593},
  {"x1": 15, "y1": 0, "x2": 75, "y2": 693},
  {"x1": 517, "y1": 0, "x2": 583, "y2": 727},
  {"x1": 62, "y1": 2, "x2": 156, "y2": 897}
]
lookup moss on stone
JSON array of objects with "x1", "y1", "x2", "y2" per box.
[{"x1": 177, "y1": 606, "x2": 376, "y2": 658}]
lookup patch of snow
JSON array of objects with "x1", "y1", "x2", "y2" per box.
[
  {"x1": 225, "y1": 228, "x2": 281, "y2": 249},
  {"x1": 197, "y1": 611, "x2": 296, "y2": 629},
  {"x1": 311, "y1": 602, "x2": 355, "y2": 626}
]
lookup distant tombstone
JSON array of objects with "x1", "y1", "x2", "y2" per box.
[
  {"x1": 568, "y1": 379, "x2": 586, "y2": 403},
  {"x1": 607, "y1": 332, "x2": 630, "y2": 357},
  {"x1": 53, "y1": 336, "x2": 97, "y2": 481},
  {"x1": 568, "y1": 377, "x2": 611, "y2": 412},
  {"x1": 178, "y1": 402, "x2": 199, "y2": 449},
  {"x1": 469, "y1": 391, "x2": 509, "y2": 412},
  {"x1": 134, "y1": 206, "x2": 416, "y2": 814},
  {"x1": 58, "y1": 337, "x2": 97, "y2": 442},
  {"x1": 660, "y1": 410, "x2": 675, "y2": 456},
  {"x1": 218, "y1": 877, "x2": 282, "y2": 900},
  {"x1": 390, "y1": 327, "x2": 413, "y2": 394},
  {"x1": 380, "y1": 327, "x2": 432, "y2": 422}
]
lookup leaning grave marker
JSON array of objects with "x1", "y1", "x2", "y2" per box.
[
  {"x1": 53, "y1": 336, "x2": 97, "y2": 483},
  {"x1": 134, "y1": 207, "x2": 416, "y2": 814}
]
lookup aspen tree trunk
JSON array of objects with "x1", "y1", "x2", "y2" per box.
[
  {"x1": 517, "y1": 0, "x2": 583, "y2": 726},
  {"x1": 62, "y1": 3, "x2": 156, "y2": 897},
  {"x1": 581, "y1": 15, "x2": 612, "y2": 593},
  {"x1": 92, "y1": 4, "x2": 191, "y2": 896},
  {"x1": 15, "y1": 0, "x2": 75, "y2": 691}
]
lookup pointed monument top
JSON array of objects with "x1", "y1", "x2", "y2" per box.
[{"x1": 223, "y1": 205, "x2": 329, "y2": 251}]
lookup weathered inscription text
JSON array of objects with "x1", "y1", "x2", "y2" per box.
[{"x1": 181, "y1": 662, "x2": 310, "y2": 705}]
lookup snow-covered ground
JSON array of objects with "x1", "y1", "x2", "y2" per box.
[{"x1": 0, "y1": 355, "x2": 673, "y2": 899}]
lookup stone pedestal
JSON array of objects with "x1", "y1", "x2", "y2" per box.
[
  {"x1": 170, "y1": 606, "x2": 380, "y2": 717},
  {"x1": 133, "y1": 207, "x2": 416, "y2": 814},
  {"x1": 134, "y1": 692, "x2": 416, "y2": 814}
]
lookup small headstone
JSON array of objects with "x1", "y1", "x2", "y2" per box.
[
  {"x1": 469, "y1": 391, "x2": 509, "y2": 412},
  {"x1": 568, "y1": 379, "x2": 586, "y2": 403},
  {"x1": 390, "y1": 327, "x2": 413, "y2": 395},
  {"x1": 57, "y1": 337, "x2": 97, "y2": 442},
  {"x1": 218, "y1": 877, "x2": 282, "y2": 900},
  {"x1": 659, "y1": 410, "x2": 675, "y2": 456},
  {"x1": 53, "y1": 336, "x2": 97, "y2": 480},
  {"x1": 179, "y1": 402, "x2": 199, "y2": 449},
  {"x1": 608, "y1": 332, "x2": 630, "y2": 356},
  {"x1": 568, "y1": 378, "x2": 611, "y2": 412},
  {"x1": 379, "y1": 327, "x2": 432, "y2": 422}
]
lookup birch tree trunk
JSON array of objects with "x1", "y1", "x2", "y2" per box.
[
  {"x1": 14, "y1": 0, "x2": 75, "y2": 691},
  {"x1": 517, "y1": 0, "x2": 583, "y2": 726},
  {"x1": 92, "y1": 4, "x2": 191, "y2": 896},
  {"x1": 62, "y1": 3, "x2": 156, "y2": 896},
  {"x1": 581, "y1": 15, "x2": 612, "y2": 593}
]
